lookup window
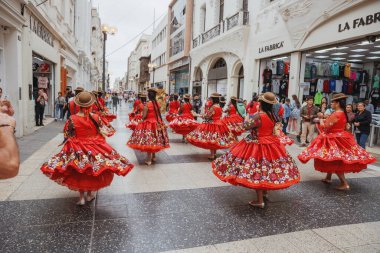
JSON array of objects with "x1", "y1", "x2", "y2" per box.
[
  {"x1": 243, "y1": 0, "x2": 248, "y2": 11},
  {"x1": 213, "y1": 58, "x2": 226, "y2": 69},
  {"x1": 219, "y1": 0, "x2": 224, "y2": 23}
]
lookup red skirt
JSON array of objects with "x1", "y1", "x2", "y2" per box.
[
  {"x1": 169, "y1": 115, "x2": 199, "y2": 135},
  {"x1": 126, "y1": 114, "x2": 142, "y2": 130},
  {"x1": 166, "y1": 113, "x2": 178, "y2": 122},
  {"x1": 278, "y1": 131, "x2": 294, "y2": 146},
  {"x1": 127, "y1": 120, "x2": 170, "y2": 153},
  {"x1": 298, "y1": 131, "x2": 376, "y2": 173},
  {"x1": 222, "y1": 114, "x2": 245, "y2": 136},
  {"x1": 40, "y1": 137, "x2": 134, "y2": 191},
  {"x1": 186, "y1": 120, "x2": 237, "y2": 150},
  {"x1": 105, "y1": 113, "x2": 117, "y2": 122},
  {"x1": 212, "y1": 135, "x2": 300, "y2": 190}
]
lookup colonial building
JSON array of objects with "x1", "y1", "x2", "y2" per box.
[
  {"x1": 150, "y1": 14, "x2": 169, "y2": 90},
  {"x1": 90, "y1": 7, "x2": 103, "y2": 91},
  {"x1": 127, "y1": 50, "x2": 138, "y2": 92}
]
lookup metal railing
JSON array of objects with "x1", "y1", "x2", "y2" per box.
[
  {"x1": 192, "y1": 11, "x2": 249, "y2": 49},
  {"x1": 202, "y1": 24, "x2": 220, "y2": 44}
]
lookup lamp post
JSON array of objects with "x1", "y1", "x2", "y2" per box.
[
  {"x1": 101, "y1": 24, "x2": 117, "y2": 91},
  {"x1": 148, "y1": 62, "x2": 157, "y2": 88}
]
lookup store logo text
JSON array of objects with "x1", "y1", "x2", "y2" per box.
[
  {"x1": 259, "y1": 41, "x2": 284, "y2": 53},
  {"x1": 338, "y1": 12, "x2": 380, "y2": 32}
]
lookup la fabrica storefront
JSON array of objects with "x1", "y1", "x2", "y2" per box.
[{"x1": 253, "y1": 0, "x2": 380, "y2": 107}]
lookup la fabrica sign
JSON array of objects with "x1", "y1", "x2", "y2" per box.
[
  {"x1": 338, "y1": 12, "x2": 380, "y2": 32},
  {"x1": 259, "y1": 41, "x2": 284, "y2": 53}
]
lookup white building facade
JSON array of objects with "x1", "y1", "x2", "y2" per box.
[
  {"x1": 150, "y1": 14, "x2": 169, "y2": 90},
  {"x1": 127, "y1": 50, "x2": 138, "y2": 92},
  {"x1": 90, "y1": 8, "x2": 103, "y2": 91}
]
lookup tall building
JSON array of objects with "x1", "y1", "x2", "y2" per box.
[
  {"x1": 167, "y1": 0, "x2": 194, "y2": 95},
  {"x1": 150, "y1": 14, "x2": 169, "y2": 91},
  {"x1": 90, "y1": 8, "x2": 104, "y2": 91},
  {"x1": 127, "y1": 50, "x2": 138, "y2": 92}
]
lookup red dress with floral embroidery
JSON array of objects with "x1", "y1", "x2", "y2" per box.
[
  {"x1": 129, "y1": 99, "x2": 141, "y2": 122},
  {"x1": 212, "y1": 112, "x2": 300, "y2": 190},
  {"x1": 169, "y1": 102, "x2": 199, "y2": 135},
  {"x1": 91, "y1": 102, "x2": 116, "y2": 137},
  {"x1": 128, "y1": 101, "x2": 170, "y2": 152},
  {"x1": 298, "y1": 111, "x2": 376, "y2": 173},
  {"x1": 222, "y1": 104, "x2": 245, "y2": 136},
  {"x1": 126, "y1": 102, "x2": 144, "y2": 130},
  {"x1": 40, "y1": 114, "x2": 134, "y2": 191},
  {"x1": 166, "y1": 100, "x2": 180, "y2": 122},
  {"x1": 96, "y1": 97, "x2": 116, "y2": 122},
  {"x1": 186, "y1": 104, "x2": 237, "y2": 150}
]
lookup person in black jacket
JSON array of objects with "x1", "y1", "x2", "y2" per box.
[{"x1": 353, "y1": 102, "x2": 372, "y2": 149}]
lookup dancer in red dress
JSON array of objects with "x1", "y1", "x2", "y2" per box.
[
  {"x1": 166, "y1": 94, "x2": 180, "y2": 122},
  {"x1": 212, "y1": 92, "x2": 300, "y2": 208},
  {"x1": 68, "y1": 87, "x2": 84, "y2": 116},
  {"x1": 186, "y1": 93, "x2": 237, "y2": 160},
  {"x1": 298, "y1": 93, "x2": 376, "y2": 190},
  {"x1": 222, "y1": 96, "x2": 245, "y2": 136},
  {"x1": 91, "y1": 91, "x2": 116, "y2": 137},
  {"x1": 40, "y1": 91, "x2": 134, "y2": 205},
  {"x1": 204, "y1": 97, "x2": 213, "y2": 113},
  {"x1": 129, "y1": 93, "x2": 142, "y2": 122},
  {"x1": 126, "y1": 93, "x2": 146, "y2": 130},
  {"x1": 273, "y1": 103, "x2": 294, "y2": 146},
  {"x1": 169, "y1": 94, "x2": 199, "y2": 142},
  {"x1": 246, "y1": 95, "x2": 259, "y2": 117},
  {"x1": 93, "y1": 91, "x2": 117, "y2": 122},
  {"x1": 128, "y1": 88, "x2": 170, "y2": 165}
]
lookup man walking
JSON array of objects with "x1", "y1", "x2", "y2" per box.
[
  {"x1": 300, "y1": 97, "x2": 319, "y2": 147},
  {"x1": 55, "y1": 92, "x2": 65, "y2": 121},
  {"x1": 193, "y1": 95, "x2": 202, "y2": 120},
  {"x1": 112, "y1": 93, "x2": 119, "y2": 113},
  {"x1": 282, "y1": 98, "x2": 291, "y2": 134}
]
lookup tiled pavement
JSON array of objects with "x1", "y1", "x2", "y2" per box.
[{"x1": 1, "y1": 102, "x2": 380, "y2": 253}]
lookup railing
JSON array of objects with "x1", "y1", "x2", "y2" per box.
[
  {"x1": 227, "y1": 12, "x2": 239, "y2": 30},
  {"x1": 202, "y1": 24, "x2": 220, "y2": 44},
  {"x1": 193, "y1": 11, "x2": 249, "y2": 49}
]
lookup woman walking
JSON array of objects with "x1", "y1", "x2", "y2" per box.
[
  {"x1": 40, "y1": 92, "x2": 134, "y2": 205},
  {"x1": 126, "y1": 93, "x2": 146, "y2": 130},
  {"x1": 187, "y1": 93, "x2": 237, "y2": 160},
  {"x1": 298, "y1": 93, "x2": 376, "y2": 190},
  {"x1": 212, "y1": 92, "x2": 300, "y2": 208},
  {"x1": 222, "y1": 96, "x2": 245, "y2": 136},
  {"x1": 128, "y1": 88, "x2": 170, "y2": 165},
  {"x1": 166, "y1": 94, "x2": 180, "y2": 122},
  {"x1": 169, "y1": 94, "x2": 199, "y2": 143}
]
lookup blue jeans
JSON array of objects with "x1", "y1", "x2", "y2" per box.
[
  {"x1": 356, "y1": 133, "x2": 369, "y2": 149},
  {"x1": 55, "y1": 105, "x2": 64, "y2": 119}
]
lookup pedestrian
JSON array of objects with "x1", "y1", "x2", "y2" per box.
[
  {"x1": 0, "y1": 111, "x2": 19, "y2": 179},
  {"x1": 68, "y1": 87, "x2": 84, "y2": 116},
  {"x1": 128, "y1": 88, "x2": 170, "y2": 165},
  {"x1": 222, "y1": 96, "x2": 245, "y2": 136},
  {"x1": 298, "y1": 93, "x2": 376, "y2": 190},
  {"x1": 273, "y1": 101, "x2": 294, "y2": 146},
  {"x1": 346, "y1": 104, "x2": 356, "y2": 126},
  {"x1": 192, "y1": 95, "x2": 202, "y2": 120},
  {"x1": 282, "y1": 98, "x2": 291, "y2": 134},
  {"x1": 288, "y1": 95, "x2": 301, "y2": 134},
  {"x1": 299, "y1": 96, "x2": 319, "y2": 147},
  {"x1": 353, "y1": 102, "x2": 372, "y2": 149},
  {"x1": 54, "y1": 92, "x2": 65, "y2": 121},
  {"x1": 35, "y1": 89, "x2": 48, "y2": 126},
  {"x1": 364, "y1": 99, "x2": 374, "y2": 114},
  {"x1": 166, "y1": 93, "x2": 180, "y2": 122},
  {"x1": 186, "y1": 93, "x2": 237, "y2": 160},
  {"x1": 212, "y1": 92, "x2": 300, "y2": 208},
  {"x1": 112, "y1": 93, "x2": 118, "y2": 113},
  {"x1": 40, "y1": 91, "x2": 134, "y2": 205},
  {"x1": 169, "y1": 94, "x2": 199, "y2": 143}
]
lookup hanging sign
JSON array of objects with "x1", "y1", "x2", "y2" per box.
[
  {"x1": 338, "y1": 12, "x2": 380, "y2": 32},
  {"x1": 30, "y1": 14, "x2": 54, "y2": 46}
]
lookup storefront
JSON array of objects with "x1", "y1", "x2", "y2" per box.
[
  {"x1": 300, "y1": 37, "x2": 380, "y2": 107},
  {"x1": 208, "y1": 58, "x2": 228, "y2": 97},
  {"x1": 258, "y1": 54, "x2": 291, "y2": 100}
]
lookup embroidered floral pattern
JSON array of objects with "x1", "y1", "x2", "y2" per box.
[
  {"x1": 127, "y1": 122, "x2": 170, "y2": 152},
  {"x1": 169, "y1": 116, "x2": 199, "y2": 135}
]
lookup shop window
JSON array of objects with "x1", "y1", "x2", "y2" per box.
[{"x1": 213, "y1": 58, "x2": 226, "y2": 69}]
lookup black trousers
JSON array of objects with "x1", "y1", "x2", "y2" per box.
[{"x1": 35, "y1": 104, "x2": 45, "y2": 126}]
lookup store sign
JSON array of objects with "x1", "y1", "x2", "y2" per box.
[
  {"x1": 259, "y1": 41, "x2": 284, "y2": 54},
  {"x1": 338, "y1": 12, "x2": 380, "y2": 32},
  {"x1": 30, "y1": 15, "x2": 54, "y2": 46}
]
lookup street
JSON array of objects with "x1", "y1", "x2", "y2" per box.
[{"x1": 0, "y1": 102, "x2": 380, "y2": 253}]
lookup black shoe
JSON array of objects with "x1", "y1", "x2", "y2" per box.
[
  {"x1": 40, "y1": 123, "x2": 45, "y2": 126},
  {"x1": 296, "y1": 136, "x2": 301, "y2": 143},
  {"x1": 36, "y1": 124, "x2": 40, "y2": 126}
]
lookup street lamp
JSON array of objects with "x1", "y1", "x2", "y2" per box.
[
  {"x1": 101, "y1": 24, "x2": 117, "y2": 91},
  {"x1": 148, "y1": 62, "x2": 157, "y2": 88}
]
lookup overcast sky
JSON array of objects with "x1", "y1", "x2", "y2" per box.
[{"x1": 92, "y1": 0, "x2": 169, "y2": 87}]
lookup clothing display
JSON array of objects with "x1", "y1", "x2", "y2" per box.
[
  {"x1": 374, "y1": 74, "x2": 380, "y2": 89},
  {"x1": 314, "y1": 91, "x2": 323, "y2": 105},
  {"x1": 335, "y1": 80, "x2": 343, "y2": 93},
  {"x1": 212, "y1": 112, "x2": 300, "y2": 190},
  {"x1": 272, "y1": 79, "x2": 280, "y2": 94},
  {"x1": 277, "y1": 60, "x2": 285, "y2": 75},
  {"x1": 187, "y1": 104, "x2": 237, "y2": 150},
  {"x1": 298, "y1": 111, "x2": 375, "y2": 173},
  {"x1": 344, "y1": 64, "x2": 351, "y2": 78},
  {"x1": 263, "y1": 68, "x2": 272, "y2": 84}
]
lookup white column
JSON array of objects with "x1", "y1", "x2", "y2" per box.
[{"x1": 288, "y1": 51, "x2": 304, "y2": 98}]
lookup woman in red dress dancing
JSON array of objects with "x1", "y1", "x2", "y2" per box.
[
  {"x1": 128, "y1": 88, "x2": 170, "y2": 165},
  {"x1": 273, "y1": 103, "x2": 294, "y2": 146},
  {"x1": 40, "y1": 92, "x2": 134, "y2": 205},
  {"x1": 169, "y1": 94, "x2": 199, "y2": 143},
  {"x1": 298, "y1": 93, "x2": 376, "y2": 190},
  {"x1": 186, "y1": 93, "x2": 237, "y2": 160},
  {"x1": 93, "y1": 91, "x2": 117, "y2": 122},
  {"x1": 126, "y1": 93, "x2": 146, "y2": 130},
  {"x1": 222, "y1": 96, "x2": 245, "y2": 136},
  {"x1": 166, "y1": 94, "x2": 180, "y2": 122},
  {"x1": 129, "y1": 93, "x2": 142, "y2": 123},
  {"x1": 91, "y1": 91, "x2": 116, "y2": 137},
  {"x1": 212, "y1": 92, "x2": 300, "y2": 208}
]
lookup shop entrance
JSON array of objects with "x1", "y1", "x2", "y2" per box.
[
  {"x1": 301, "y1": 36, "x2": 380, "y2": 108},
  {"x1": 208, "y1": 58, "x2": 227, "y2": 97}
]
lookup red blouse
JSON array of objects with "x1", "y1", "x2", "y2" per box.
[{"x1": 168, "y1": 100, "x2": 180, "y2": 114}]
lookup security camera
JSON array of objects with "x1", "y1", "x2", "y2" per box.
[{"x1": 367, "y1": 35, "x2": 377, "y2": 43}]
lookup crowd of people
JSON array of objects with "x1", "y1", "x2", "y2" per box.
[{"x1": 0, "y1": 85, "x2": 377, "y2": 209}]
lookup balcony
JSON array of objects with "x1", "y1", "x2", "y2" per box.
[{"x1": 193, "y1": 11, "x2": 249, "y2": 49}]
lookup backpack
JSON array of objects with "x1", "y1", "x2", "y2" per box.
[{"x1": 236, "y1": 102, "x2": 246, "y2": 117}]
